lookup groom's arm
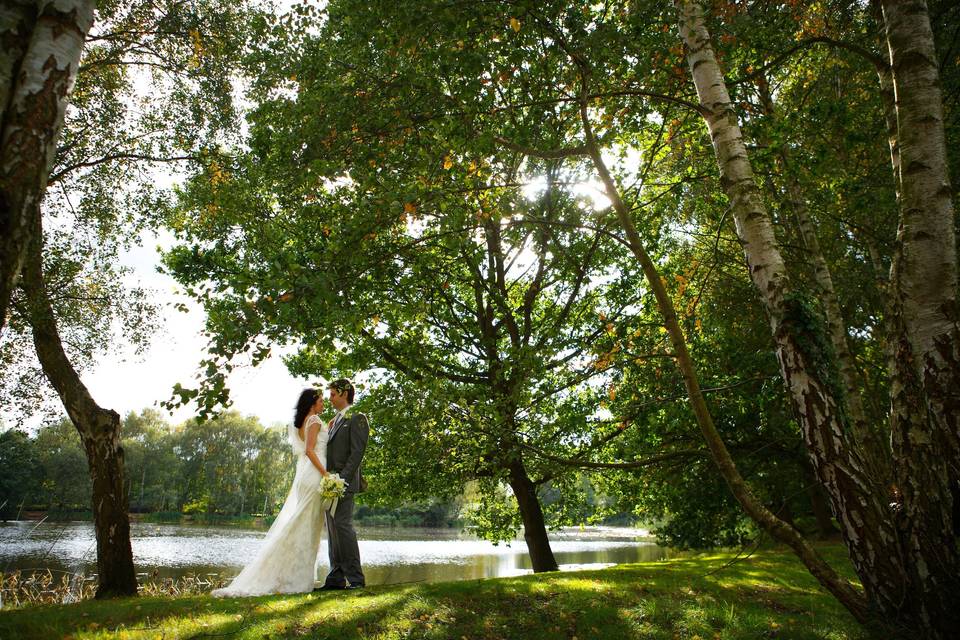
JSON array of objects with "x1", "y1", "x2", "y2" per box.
[{"x1": 341, "y1": 413, "x2": 369, "y2": 485}]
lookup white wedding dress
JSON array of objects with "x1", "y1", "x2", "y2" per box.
[{"x1": 212, "y1": 415, "x2": 331, "y2": 596}]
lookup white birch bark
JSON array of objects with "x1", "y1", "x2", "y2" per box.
[
  {"x1": 755, "y1": 81, "x2": 888, "y2": 480},
  {"x1": 674, "y1": 0, "x2": 908, "y2": 621},
  {"x1": 0, "y1": 0, "x2": 95, "y2": 335},
  {"x1": 880, "y1": 0, "x2": 960, "y2": 463},
  {"x1": 580, "y1": 103, "x2": 869, "y2": 623},
  {"x1": 877, "y1": 1, "x2": 960, "y2": 634}
]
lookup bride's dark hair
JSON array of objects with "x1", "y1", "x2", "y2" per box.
[{"x1": 294, "y1": 388, "x2": 319, "y2": 430}]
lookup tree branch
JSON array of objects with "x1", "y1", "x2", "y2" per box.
[
  {"x1": 493, "y1": 136, "x2": 588, "y2": 159},
  {"x1": 49, "y1": 153, "x2": 196, "y2": 184}
]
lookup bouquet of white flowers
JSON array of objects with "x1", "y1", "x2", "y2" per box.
[{"x1": 319, "y1": 473, "x2": 347, "y2": 502}]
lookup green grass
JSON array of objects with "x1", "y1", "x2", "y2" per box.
[{"x1": 0, "y1": 545, "x2": 867, "y2": 639}]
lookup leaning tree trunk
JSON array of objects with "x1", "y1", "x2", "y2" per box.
[
  {"x1": 578, "y1": 98, "x2": 870, "y2": 623},
  {"x1": 674, "y1": 0, "x2": 926, "y2": 631},
  {"x1": 0, "y1": 0, "x2": 95, "y2": 335},
  {"x1": 783, "y1": 172, "x2": 892, "y2": 475},
  {"x1": 506, "y1": 457, "x2": 559, "y2": 573},
  {"x1": 19, "y1": 214, "x2": 137, "y2": 598},
  {"x1": 754, "y1": 79, "x2": 890, "y2": 486},
  {"x1": 876, "y1": 1, "x2": 960, "y2": 633}
]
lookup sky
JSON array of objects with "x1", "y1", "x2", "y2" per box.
[
  {"x1": 78, "y1": 228, "x2": 309, "y2": 429},
  {"x1": 66, "y1": 0, "x2": 316, "y2": 431}
]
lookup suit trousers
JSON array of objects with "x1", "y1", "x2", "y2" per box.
[{"x1": 323, "y1": 493, "x2": 364, "y2": 587}]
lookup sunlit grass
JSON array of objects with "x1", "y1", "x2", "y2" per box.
[{"x1": 0, "y1": 545, "x2": 868, "y2": 639}]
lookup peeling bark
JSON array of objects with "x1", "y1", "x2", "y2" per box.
[
  {"x1": 675, "y1": 0, "x2": 960, "y2": 635},
  {"x1": 877, "y1": 1, "x2": 960, "y2": 634},
  {"x1": 674, "y1": 0, "x2": 912, "y2": 629},
  {"x1": 879, "y1": 0, "x2": 960, "y2": 478},
  {"x1": 754, "y1": 79, "x2": 890, "y2": 486},
  {"x1": 19, "y1": 213, "x2": 137, "y2": 598},
  {"x1": 0, "y1": 0, "x2": 94, "y2": 335},
  {"x1": 805, "y1": 466, "x2": 839, "y2": 539}
]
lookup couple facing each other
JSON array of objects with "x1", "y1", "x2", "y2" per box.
[{"x1": 212, "y1": 378, "x2": 369, "y2": 597}]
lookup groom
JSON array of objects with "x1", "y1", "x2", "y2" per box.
[{"x1": 319, "y1": 377, "x2": 369, "y2": 591}]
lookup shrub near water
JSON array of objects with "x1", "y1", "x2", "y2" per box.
[{"x1": 0, "y1": 570, "x2": 228, "y2": 609}]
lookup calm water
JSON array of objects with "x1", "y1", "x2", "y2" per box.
[{"x1": 0, "y1": 521, "x2": 667, "y2": 587}]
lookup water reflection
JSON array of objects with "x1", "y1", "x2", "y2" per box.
[{"x1": 0, "y1": 521, "x2": 667, "y2": 587}]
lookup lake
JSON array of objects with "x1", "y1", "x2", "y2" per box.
[{"x1": 0, "y1": 520, "x2": 668, "y2": 587}]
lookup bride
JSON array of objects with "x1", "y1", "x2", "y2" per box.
[{"x1": 212, "y1": 388, "x2": 332, "y2": 596}]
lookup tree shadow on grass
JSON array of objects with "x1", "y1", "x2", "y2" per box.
[
  {"x1": 0, "y1": 551, "x2": 868, "y2": 640},
  {"x1": 0, "y1": 587, "x2": 419, "y2": 640}
]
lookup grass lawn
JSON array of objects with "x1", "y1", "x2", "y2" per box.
[{"x1": 0, "y1": 545, "x2": 867, "y2": 639}]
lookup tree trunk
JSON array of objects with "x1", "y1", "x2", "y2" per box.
[
  {"x1": 754, "y1": 78, "x2": 890, "y2": 485},
  {"x1": 880, "y1": 0, "x2": 960, "y2": 467},
  {"x1": 877, "y1": 1, "x2": 960, "y2": 633},
  {"x1": 506, "y1": 458, "x2": 558, "y2": 573},
  {"x1": 19, "y1": 214, "x2": 137, "y2": 598},
  {"x1": 578, "y1": 92, "x2": 870, "y2": 623},
  {"x1": 678, "y1": 0, "x2": 960, "y2": 635},
  {"x1": 0, "y1": 0, "x2": 95, "y2": 335},
  {"x1": 675, "y1": 0, "x2": 913, "y2": 628}
]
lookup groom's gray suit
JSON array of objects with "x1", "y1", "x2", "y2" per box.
[{"x1": 323, "y1": 409, "x2": 369, "y2": 588}]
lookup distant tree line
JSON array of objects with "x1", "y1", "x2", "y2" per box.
[
  {"x1": 0, "y1": 410, "x2": 294, "y2": 519},
  {"x1": 0, "y1": 409, "x2": 477, "y2": 528}
]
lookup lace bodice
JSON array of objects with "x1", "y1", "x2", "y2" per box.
[{"x1": 288, "y1": 415, "x2": 328, "y2": 457}]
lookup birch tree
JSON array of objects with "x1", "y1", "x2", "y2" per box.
[
  {"x1": 0, "y1": 0, "x2": 96, "y2": 335},
  {"x1": 677, "y1": 0, "x2": 959, "y2": 634},
  {"x1": 5, "y1": 0, "x2": 257, "y2": 597}
]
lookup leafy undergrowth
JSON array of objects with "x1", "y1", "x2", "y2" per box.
[{"x1": 0, "y1": 545, "x2": 867, "y2": 639}]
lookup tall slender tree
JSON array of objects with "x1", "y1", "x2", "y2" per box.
[
  {"x1": 676, "y1": 0, "x2": 959, "y2": 633},
  {"x1": 4, "y1": 0, "x2": 258, "y2": 597},
  {"x1": 0, "y1": 0, "x2": 96, "y2": 335}
]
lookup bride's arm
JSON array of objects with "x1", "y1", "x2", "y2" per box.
[{"x1": 304, "y1": 418, "x2": 329, "y2": 476}]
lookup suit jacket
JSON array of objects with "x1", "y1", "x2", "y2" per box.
[{"x1": 326, "y1": 410, "x2": 369, "y2": 494}]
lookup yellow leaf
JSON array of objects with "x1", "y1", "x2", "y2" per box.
[
  {"x1": 443, "y1": 154, "x2": 453, "y2": 170},
  {"x1": 510, "y1": 17, "x2": 521, "y2": 32}
]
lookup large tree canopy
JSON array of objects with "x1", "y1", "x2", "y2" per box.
[{"x1": 158, "y1": 0, "x2": 958, "y2": 634}]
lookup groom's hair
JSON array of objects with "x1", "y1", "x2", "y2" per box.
[{"x1": 328, "y1": 378, "x2": 355, "y2": 404}]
